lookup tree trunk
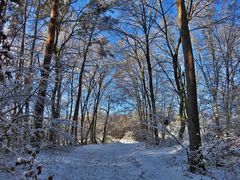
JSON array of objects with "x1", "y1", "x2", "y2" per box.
[
  {"x1": 225, "y1": 60, "x2": 232, "y2": 135},
  {"x1": 172, "y1": 53, "x2": 186, "y2": 140},
  {"x1": 49, "y1": 54, "x2": 62, "y2": 143},
  {"x1": 71, "y1": 26, "x2": 95, "y2": 144},
  {"x1": 80, "y1": 66, "x2": 98, "y2": 144},
  {"x1": 33, "y1": 0, "x2": 59, "y2": 143},
  {"x1": 90, "y1": 75, "x2": 104, "y2": 144},
  {"x1": 13, "y1": 0, "x2": 28, "y2": 115},
  {"x1": 176, "y1": 0, "x2": 205, "y2": 172},
  {"x1": 19, "y1": 0, "x2": 28, "y2": 75},
  {"x1": 138, "y1": 55, "x2": 151, "y2": 131},
  {"x1": 139, "y1": 2, "x2": 159, "y2": 144},
  {"x1": 159, "y1": 0, "x2": 186, "y2": 140},
  {"x1": 71, "y1": 53, "x2": 86, "y2": 144},
  {"x1": 178, "y1": 94, "x2": 186, "y2": 139},
  {"x1": 68, "y1": 62, "x2": 76, "y2": 120},
  {"x1": 213, "y1": 94, "x2": 220, "y2": 133},
  {"x1": 25, "y1": 0, "x2": 40, "y2": 114},
  {"x1": 102, "y1": 100, "x2": 111, "y2": 143},
  {"x1": 146, "y1": 40, "x2": 159, "y2": 144}
]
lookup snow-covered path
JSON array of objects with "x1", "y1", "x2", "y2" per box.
[{"x1": 38, "y1": 142, "x2": 209, "y2": 180}]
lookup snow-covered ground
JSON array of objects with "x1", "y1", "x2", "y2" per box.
[
  {"x1": 1, "y1": 141, "x2": 239, "y2": 180},
  {"x1": 37, "y1": 142, "x2": 210, "y2": 180}
]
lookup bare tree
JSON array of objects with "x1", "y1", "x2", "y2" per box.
[
  {"x1": 176, "y1": 0, "x2": 205, "y2": 172},
  {"x1": 33, "y1": 0, "x2": 59, "y2": 143}
]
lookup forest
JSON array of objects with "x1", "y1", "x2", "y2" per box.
[{"x1": 0, "y1": 0, "x2": 240, "y2": 179}]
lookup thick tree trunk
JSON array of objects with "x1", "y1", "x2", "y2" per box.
[
  {"x1": 176, "y1": 0, "x2": 205, "y2": 172},
  {"x1": 33, "y1": 0, "x2": 59, "y2": 142}
]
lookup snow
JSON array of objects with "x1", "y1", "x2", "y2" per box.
[
  {"x1": 37, "y1": 143, "x2": 209, "y2": 180},
  {"x1": 1, "y1": 142, "x2": 239, "y2": 179}
]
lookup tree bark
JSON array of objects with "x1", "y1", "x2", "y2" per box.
[
  {"x1": 176, "y1": 0, "x2": 205, "y2": 172},
  {"x1": 33, "y1": 0, "x2": 59, "y2": 142}
]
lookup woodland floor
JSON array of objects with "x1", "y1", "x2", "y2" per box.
[
  {"x1": 1, "y1": 140, "x2": 239, "y2": 180},
  {"x1": 36, "y1": 141, "x2": 236, "y2": 180}
]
